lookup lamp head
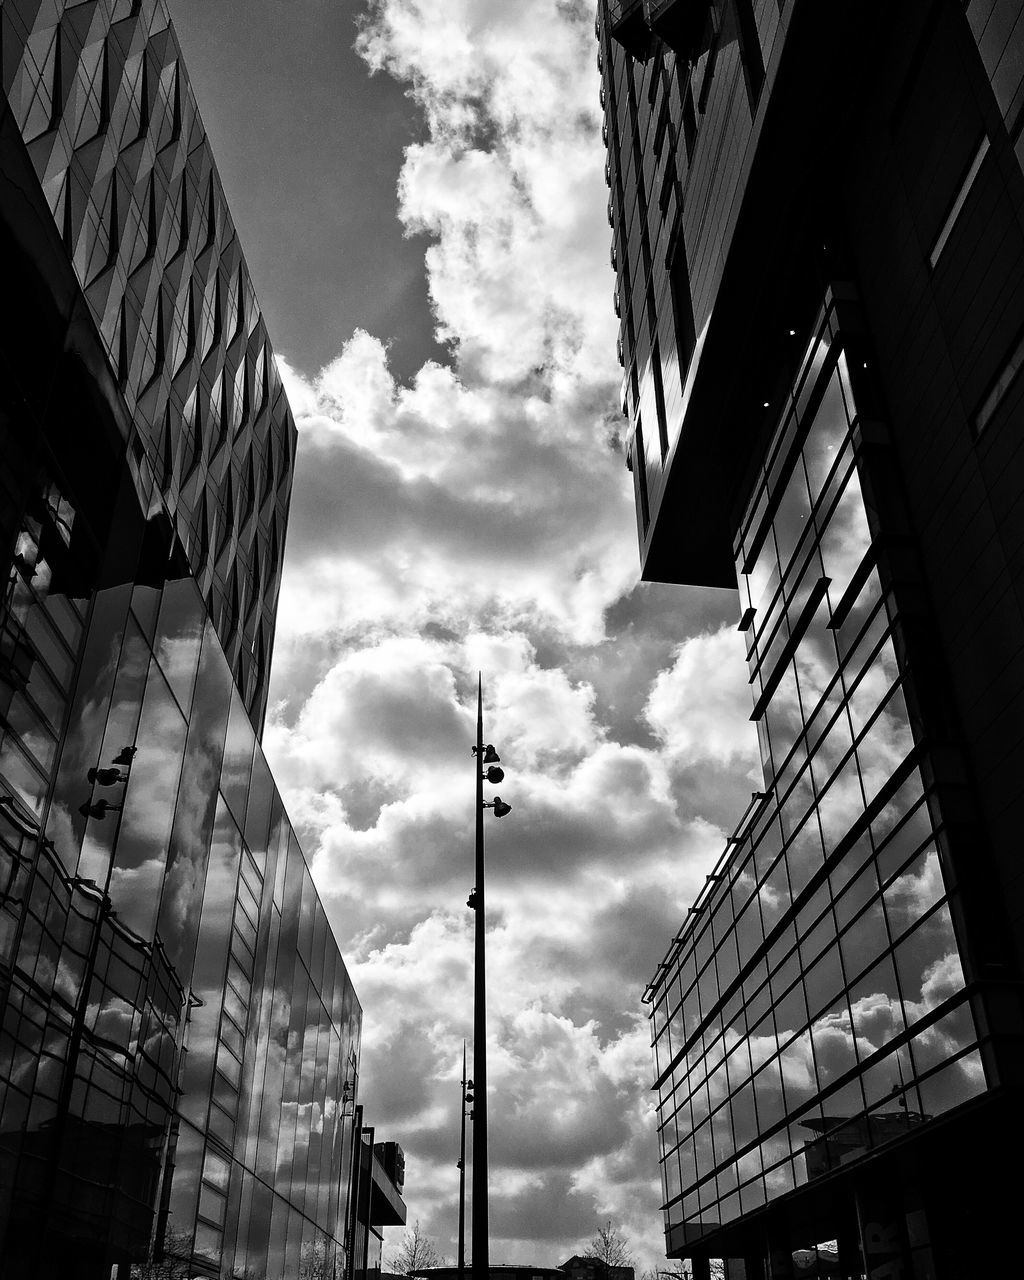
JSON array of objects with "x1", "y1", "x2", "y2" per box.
[
  {"x1": 78, "y1": 798, "x2": 121, "y2": 819},
  {"x1": 112, "y1": 746, "x2": 137, "y2": 766},
  {"x1": 482, "y1": 744, "x2": 500, "y2": 764},
  {"x1": 87, "y1": 766, "x2": 123, "y2": 786},
  {"x1": 484, "y1": 765, "x2": 504, "y2": 784},
  {"x1": 491, "y1": 797, "x2": 512, "y2": 818}
]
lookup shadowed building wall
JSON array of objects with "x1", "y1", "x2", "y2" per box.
[{"x1": 598, "y1": 1, "x2": 1024, "y2": 1274}]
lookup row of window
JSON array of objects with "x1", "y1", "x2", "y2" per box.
[
  {"x1": 657, "y1": 823, "x2": 958, "y2": 1157},
  {"x1": 178, "y1": 805, "x2": 356, "y2": 1266},
  {"x1": 649, "y1": 297, "x2": 982, "y2": 1231},
  {"x1": 667, "y1": 1037, "x2": 985, "y2": 1230},
  {"x1": 171, "y1": 1120, "x2": 345, "y2": 1280},
  {"x1": 651, "y1": 578, "x2": 921, "y2": 1065},
  {"x1": 650, "y1": 324, "x2": 926, "y2": 1052},
  {"x1": 659, "y1": 883, "x2": 968, "y2": 1162}
]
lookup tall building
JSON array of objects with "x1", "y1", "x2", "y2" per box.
[
  {"x1": 0, "y1": 2, "x2": 399, "y2": 1276},
  {"x1": 598, "y1": 0, "x2": 1024, "y2": 1275}
]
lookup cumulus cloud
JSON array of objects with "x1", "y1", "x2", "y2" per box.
[
  {"x1": 356, "y1": 0, "x2": 610, "y2": 388},
  {"x1": 259, "y1": 0, "x2": 754, "y2": 1272},
  {"x1": 645, "y1": 626, "x2": 761, "y2": 768}
]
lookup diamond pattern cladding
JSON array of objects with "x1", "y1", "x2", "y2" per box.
[{"x1": 0, "y1": 0, "x2": 297, "y2": 732}]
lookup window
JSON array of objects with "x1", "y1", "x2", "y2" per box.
[
  {"x1": 669, "y1": 230, "x2": 696, "y2": 381},
  {"x1": 652, "y1": 341, "x2": 670, "y2": 458},
  {"x1": 682, "y1": 81, "x2": 697, "y2": 159},
  {"x1": 634, "y1": 419, "x2": 651, "y2": 533},
  {"x1": 974, "y1": 322, "x2": 1024, "y2": 435},
  {"x1": 928, "y1": 133, "x2": 990, "y2": 268},
  {"x1": 733, "y1": 0, "x2": 765, "y2": 111}
]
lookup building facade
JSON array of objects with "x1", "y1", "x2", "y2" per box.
[
  {"x1": 0, "y1": 1, "x2": 376, "y2": 1276},
  {"x1": 598, "y1": 0, "x2": 1024, "y2": 1275},
  {"x1": 348, "y1": 1126, "x2": 407, "y2": 1280}
]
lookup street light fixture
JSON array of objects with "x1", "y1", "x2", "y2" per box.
[
  {"x1": 470, "y1": 676, "x2": 512, "y2": 1280},
  {"x1": 79, "y1": 745, "x2": 136, "y2": 820},
  {"x1": 86, "y1": 766, "x2": 126, "y2": 786},
  {"x1": 77, "y1": 797, "x2": 122, "y2": 819}
]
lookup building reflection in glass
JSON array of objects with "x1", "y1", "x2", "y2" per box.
[
  {"x1": 0, "y1": 0, "x2": 376, "y2": 1269},
  {"x1": 645, "y1": 297, "x2": 989, "y2": 1243},
  {"x1": 1, "y1": 564, "x2": 361, "y2": 1278},
  {"x1": 0, "y1": 1, "x2": 363, "y2": 1273}
]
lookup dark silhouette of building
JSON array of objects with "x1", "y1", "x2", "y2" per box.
[
  {"x1": 0, "y1": 2, "x2": 379, "y2": 1277},
  {"x1": 559, "y1": 1254, "x2": 634, "y2": 1280},
  {"x1": 411, "y1": 1268, "x2": 566, "y2": 1280},
  {"x1": 598, "y1": 0, "x2": 1024, "y2": 1275},
  {"x1": 348, "y1": 1119, "x2": 408, "y2": 1280}
]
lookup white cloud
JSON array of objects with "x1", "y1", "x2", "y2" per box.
[
  {"x1": 645, "y1": 626, "x2": 761, "y2": 768},
  {"x1": 258, "y1": 0, "x2": 759, "y2": 1271}
]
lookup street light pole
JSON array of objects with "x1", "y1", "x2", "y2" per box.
[
  {"x1": 459, "y1": 1042, "x2": 468, "y2": 1280},
  {"x1": 468, "y1": 677, "x2": 511, "y2": 1280},
  {"x1": 472, "y1": 676, "x2": 488, "y2": 1280}
]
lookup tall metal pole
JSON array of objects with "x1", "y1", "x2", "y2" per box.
[
  {"x1": 458, "y1": 1042, "x2": 467, "y2": 1280},
  {"x1": 472, "y1": 676, "x2": 488, "y2": 1280}
]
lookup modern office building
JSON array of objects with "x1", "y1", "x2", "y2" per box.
[
  {"x1": 598, "y1": 0, "x2": 1024, "y2": 1275},
  {"x1": 0, "y1": 1, "x2": 385, "y2": 1276},
  {"x1": 349, "y1": 1124, "x2": 408, "y2": 1280}
]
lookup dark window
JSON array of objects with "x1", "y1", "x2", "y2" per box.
[
  {"x1": 652, "y1": 340, "x2": 669, "y2": 459},
  {"x1": 682, "y1": 81, "x2": 697, "y2": 160},
  {"x1": 669, "y1": 229, "x2": 696, "y2": 384},
  {"x1": 659, "y1": 153, "x2": 677, "y2": 217},
  {"x1": 733, "y1": 0, "x2": 765, "y2": 111},
  {"x1": 635, "y1": 419, "x2": 651, "y2": 533},
  {"x1": 974, "y1": 321, "x2": 1024, "y2": 434}
]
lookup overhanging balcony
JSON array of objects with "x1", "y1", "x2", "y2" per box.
[
  {"x1": 643, "y1": 0, "x2": 714, "y2": 61},
  {"x1": 608, "y1": 0, "x2": 653, "y2": 61}
]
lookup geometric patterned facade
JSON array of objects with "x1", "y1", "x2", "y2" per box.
[
  {"x1": 0, "y1": 4, "x2": 401, "y2": 1278},
  {"x1": 2, "y1": 0, "x2": 295, "y2": 730}
]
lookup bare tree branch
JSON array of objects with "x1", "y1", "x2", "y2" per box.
[
  {"x1": 386, "y1": 1220, "x2": 446, "y2": 1274},
  {"x1": 586, "y1": 1222, "x2": 635, "y2": 1270}
]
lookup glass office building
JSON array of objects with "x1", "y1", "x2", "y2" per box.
[
  {"x1": 600, "y1": 1, "x2": 1024, "y2": 1275},
  {"x1": 0, "y1": 2, "x2": 384, "y2": 1276}
]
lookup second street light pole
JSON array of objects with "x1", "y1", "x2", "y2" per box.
[
  {"x1": 472, "y1": 677, "x2": 488, "y2": 1280},
  {"x1": 470, "y1": 676, "x2": 511, "y2": 1280}
]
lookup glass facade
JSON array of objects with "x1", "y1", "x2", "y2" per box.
[
  {"x1": 0, "y1": 2, "x2": 374, "y2": 1276},
  {"x1": 0, "y1": 579, "x2": 361, "y2": 1277},
  {"x1": 644, "y1": 299, "x2": 988, "y2": 1245}
]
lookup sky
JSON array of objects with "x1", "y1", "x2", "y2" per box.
[{"x1": 169, "y1": 0, "x2": 757, "y2": 1272}]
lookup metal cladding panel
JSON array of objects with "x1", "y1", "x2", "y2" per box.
[{"x1": 0, "y1": 0, "x2": 296, "y2": 730}]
